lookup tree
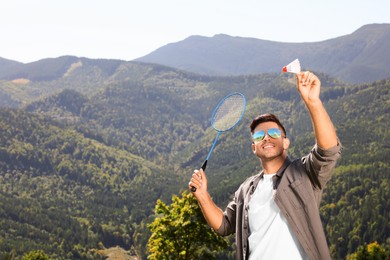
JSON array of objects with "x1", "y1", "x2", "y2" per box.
[
  {"x1": 22, "y1": 250, "x2": 50, "y2": 260},
  {"x1": 148, "y1": 191, "x2": 228, "y2": 259},
  {"x1": 347, "y1": 241, "x2": 388, "y2": 260}
]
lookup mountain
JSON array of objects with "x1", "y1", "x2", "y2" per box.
[
  {"x1": 1, "y1": 24, "x2": 389, "y2": 85},
  {"x1": 0, "y1": 55, "x2": 124, "y2": 82},
  {"x1": 0, "y1": 57, "x2": 23, "y2": 78},
  {"x1": 136, "y1": 23, "x2": 390, "y2": 84},
  {"x1": 0, "y1": 49, "x2": 389, "y2": 258}
]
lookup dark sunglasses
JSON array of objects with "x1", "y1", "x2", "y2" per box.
[{"x1": 252, "y1": 128, "x2": 283, "y2": 142}]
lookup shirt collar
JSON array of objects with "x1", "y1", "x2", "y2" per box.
[
  {"x1": 272, "y1": 157, "x2": 292, "y2": 189},
  {"x1": 250, "y1": 157, "x2": 292, "y2": 191}
]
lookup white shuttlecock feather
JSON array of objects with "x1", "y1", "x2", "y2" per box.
[{"x1": 282, "y1": 59, "x2": 301, "y2": 74}]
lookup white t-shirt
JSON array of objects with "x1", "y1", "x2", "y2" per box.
[{"x1": 248, "y1": 174, "x2": 308, "y2": 260}]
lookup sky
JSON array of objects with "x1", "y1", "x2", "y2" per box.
[{"x1": 1, "y1": 0, "x2": 390, "y2": 63}]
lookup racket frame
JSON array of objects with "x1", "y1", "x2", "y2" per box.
[{"x1": 192, "y1": 92, "x2": 246, "y2": 192}]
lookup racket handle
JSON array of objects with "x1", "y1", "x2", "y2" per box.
[
  {"x1": 201, "y1": 160, "x2": 208, "y2": 171},
  {"x1": 191, "y1": 160, "x2": 208, "y2": 192}
]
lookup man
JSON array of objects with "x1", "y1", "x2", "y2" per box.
[{"x1": 189, "y1": 71, "x2": 342, "y2": 259}]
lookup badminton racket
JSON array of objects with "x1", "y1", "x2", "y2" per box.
[{"x1": 191, "y1": 92, "x2": 246, "y2": 192}]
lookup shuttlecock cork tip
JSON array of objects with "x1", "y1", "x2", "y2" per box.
[{"x1": 282, "y1": 59, "x2": 301, "y2": 74}]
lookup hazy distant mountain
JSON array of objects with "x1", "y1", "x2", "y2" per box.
[
  {"x1": 136, "y1": 23, "x2": 390, "y2": 84},
  {"x1": 0, "y1": 56, "x2": 124, "y2": 82},
  {"x1": 0, "y1": 57, "x2": 23, "y2": 78},
  {"x1": 1, "y1": 23, "x2": 389, "y2": 84}
]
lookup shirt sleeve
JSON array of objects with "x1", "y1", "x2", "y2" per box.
[
  {"x1": 215, "y1": 193, "x2": 238, "y2": 236},
  {"x1": 305, "y1": 140, "x2": 342, "y2": 189}
]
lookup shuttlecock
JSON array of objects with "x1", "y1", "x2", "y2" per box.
[{"x1": 282, "y1": 59, "x2": 301, "y2": 74}]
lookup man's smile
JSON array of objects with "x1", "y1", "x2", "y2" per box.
[{"x1": 262, "y1": 143, "x2": 275, "y2": 149}]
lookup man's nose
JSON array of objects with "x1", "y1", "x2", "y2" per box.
[{"x1": 263, "y1": 134, "x2": 272, "y2": 141}]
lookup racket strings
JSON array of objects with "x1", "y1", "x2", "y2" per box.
[{"x1": 213, "y1": 95, "x2": 245, "y2": 131}]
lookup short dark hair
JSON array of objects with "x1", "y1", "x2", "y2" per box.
[{"x1": 250, "y1": 113, "x2": 287, "y2": 136}]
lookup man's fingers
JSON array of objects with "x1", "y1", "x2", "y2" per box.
[
  {"x1": 193, "y1": 170, "x2": 202, "y2": 180},
  {"x1": 299, "y1": 71, "x2": 314, "y2": 85},
  {"x1": 190, "y1": 170, "x2": 201, "y2": 187},
  {"x1": 199, "y1": 168, "x2": 205, "y2": 179}
]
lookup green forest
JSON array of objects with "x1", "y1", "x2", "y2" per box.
[{"x1": 0, "y1": 60, "x2": 389, "y2": 259}]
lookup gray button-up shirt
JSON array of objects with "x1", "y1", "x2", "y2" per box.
[{"x1": 216, "y1": 143, "x2": 342, "y2": 260}]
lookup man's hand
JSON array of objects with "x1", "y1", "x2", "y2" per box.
[
  {"x1": 296, "y1": 71, "x2": 338, "y2": 149},
  {"x1": 188, "y1": 168, "x2": 223, "y2": 230},
  {"x1": 189, "y1": 169, "x2": 207, "y2": 195},
  {"x1": 296, "y1": 71, "x2": 321, "y2": 105}
]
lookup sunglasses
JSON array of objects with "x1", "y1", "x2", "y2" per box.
[{"x1": 252, "y1": 128, "x2": 283, "y2": 142}]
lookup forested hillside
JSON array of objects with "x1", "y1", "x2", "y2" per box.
[
  {"x1": 0, "y1": 58, "x2": 389, "y2": 259},
  {"x1": 0, "y1": 109, "x2": 181, "y2": 258}
]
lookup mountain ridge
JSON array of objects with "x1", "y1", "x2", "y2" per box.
[
  {"x1": 1, "y1": 24, "x2": 390, "y2": 85},
  {"x1": 136, "y1": 23, "x2": 390, "y2": 83}
]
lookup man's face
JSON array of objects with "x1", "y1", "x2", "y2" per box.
[{"x1": 251, "y1": 122, "x2": 289, "y2": 161}]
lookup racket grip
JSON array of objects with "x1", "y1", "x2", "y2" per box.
[
  {"x1": 201, "y1": 160, "x2": 208, "y2": 171},
  {"x1": 191, "y1": 160, "x2": 208, "y2": 192}
]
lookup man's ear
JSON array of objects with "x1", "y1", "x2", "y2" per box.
[
  {"x1": 251, "y1": 142, "x2": 256, "y2": 153},
  {"x1": 283, "y1": 137, "x2": 290, "y2": 150}
]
